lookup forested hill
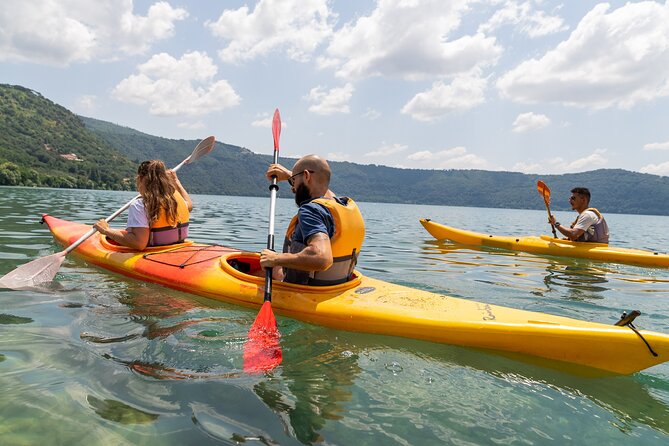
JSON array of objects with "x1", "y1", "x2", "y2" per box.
[
  {"x1": 2, "y1": 83, "x2": 669, "y2": 215},
  {"x1": 81, "y1": 116, "x2": 669, "y2": 215},
  {"x1": 0, "y1": 84, "x2": 135, "y2": 189}
]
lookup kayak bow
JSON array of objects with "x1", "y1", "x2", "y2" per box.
[
  {"x1": 43, "y1": 214, "x2": 669, "y2": 375},
  {"x1": 420, "y1": 219, "x2": 669, "y2": 268}
]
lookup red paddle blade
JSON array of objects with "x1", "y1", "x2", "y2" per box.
[
  {"x1": 537, "y1": 180, "x2": 551, "y2": 205},
  {"x1": 272, "y1": 109, "x2": 281, "y2": 151},
  {"x1": 243, "y1": 301, "x2": 282, "y2": 374}
]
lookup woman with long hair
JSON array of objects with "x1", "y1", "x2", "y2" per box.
[{"x1": 94, "y1": 160, "x2": 193, "y2": 250}]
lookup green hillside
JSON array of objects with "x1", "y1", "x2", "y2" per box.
[
  {"x1": 84, "y1": 115, "x2": 669, "y2": 215},
  {"x1": 3, "y1": 84, "x2": 669, "y2": 215},
  {"x1": 81, "y1": 116, "x2": 278, "y2": 197},
  {"x1": 0, "y1": 84, "x2": 135, "y2": 189}
]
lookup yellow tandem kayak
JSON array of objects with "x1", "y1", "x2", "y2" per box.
[
  {"x1": 420, "y1": 218, "x2": 669, "y2": 268},
  {"x1": 43, "y1": 214, "x2": 669, "y2": 375}
]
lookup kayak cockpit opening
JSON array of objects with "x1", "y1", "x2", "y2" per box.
[
  {"x1": 220, "y1": 252, "x2": 363, "y2": 290},
  {"x1": 228, "y1": 254, "x2": 262, "y2": 275}
]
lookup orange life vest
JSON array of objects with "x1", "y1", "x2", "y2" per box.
[
  {"x1": 283, "y1": 197, "x2": 365, "y2": 286},
  {"x1": 148, "y1": 192, "x2": 190, "y2": 246}
]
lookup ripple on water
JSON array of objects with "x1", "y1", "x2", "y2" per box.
[{"x1": 2, "y1": 190, "x2": 669, "y2": 445}]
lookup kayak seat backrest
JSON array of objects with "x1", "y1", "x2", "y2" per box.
[{"x1": 226, "y1": 254, "x2": 262, "y2": 276}]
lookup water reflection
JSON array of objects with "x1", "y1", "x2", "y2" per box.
[
  {"x1": 543, "y1": 262, "x2": 610, "y2": 300},
  {"x1": 254, "y1": 327, "x2": 360, "y2": 444},
  {"x1": 326, "y1": 332, "x2": 669, "y2": 438},
  {"x1": 87, "y1": 395, "x2": 160, "y2": 424}
]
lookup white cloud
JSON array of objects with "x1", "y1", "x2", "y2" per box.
[
  {"x1": 306, "y1": 83, "x2": 354, "y2": 115},
  {"x1": 327, "y1": 152, "x2": 351, "y2": 162},
  {"x1": 564, "y1": 148, "x2": 608, "y2": 171},
  {"x1": 177, "y1": 121, "x2": 205, "y2": 130},
  {"x1": 512, "y1": 112, "x2": 550, "y2": 133},
  {"x1": 76, "y1": 95, "x2": 97, "y2": 112},
  {"x1": 644, "y1": 140, "x2": 669, "y2": 151},
  {"x1": 479, "y1": 1, "x2": 568, "y2": 38},
  {"x1": 112, "y1": 51, "x2": 240, "y2": 116},
  {"x1": 407, "y1": 146, "x2": 487, "y2": 169},
  {"x1": 640, "y1": 161, "x2": 669, "y2": 176},
  {"x1": 402, "y1": 74, "x2": 487, "y2": 122},
  {"x1": 511, "y1": 161, "x2": 542, "y2": 174},
  {"x1": 408, "y1": 146, "x2": 467, "y2": 161},
  {"x1": 365, "y1": 143, "x2": 408, "y2": 157},
  {"x1": 497, "y1": 2, "x2": 669, "y2": 109},
  {"x1": 208, "y1": 0, "x2": 335, "y2": 64},
  {"x1": 514, "y1": 149, "x2": 608, "y2": 173},
  {"x1": 362, "y1": 108, "x2": 381, "y2": 120},
  {"x1": 321, "y1": 0, "x2": 501, "y2": 80},
  {"x1": 0, "y1": 0, "x2": 187, "y2": 66},
  {"x1": 252, "y1": 113, "x2": 287, "y2": 129}
]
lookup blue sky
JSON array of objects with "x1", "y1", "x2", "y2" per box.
[{"x1": 2, "y1": 0, "x2": 668, "y2": 175}]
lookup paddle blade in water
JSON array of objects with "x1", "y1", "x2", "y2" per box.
[
  {"x1": 537, "y1": 180, "x2": 551, "y2": 205},
  {"x1": 0, "y1": 251, "x2": 66, "y2": 289},
  {"x1": 243, "y1": 301, "x2": 282, "y2": 374}
]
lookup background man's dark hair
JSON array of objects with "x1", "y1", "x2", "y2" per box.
[{"x1": 571, "y1": 187, "x2": 591, "y2": 201}]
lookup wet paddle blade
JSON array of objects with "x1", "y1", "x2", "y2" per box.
[
  {"x1": 243, "y1": 301, "x2": 283, "y2": 374},
  {"x1": 0, "y1": 251, "x2": 66, "y2": 290}
]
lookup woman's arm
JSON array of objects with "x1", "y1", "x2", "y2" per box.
[
  {"x1": 93, "y1": 220, "x2": 150, "y2": 250},
  {"x1": 168, "y1": 170, "x2": 193, "y2": 211}
]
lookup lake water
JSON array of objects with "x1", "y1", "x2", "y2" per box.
[{"x1": 1, "y1": 186, "x2": 669, "y2": 445}]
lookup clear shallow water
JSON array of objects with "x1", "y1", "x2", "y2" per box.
[{"x1": 1, "y1": 186, "x2": 669, "y2": 445}]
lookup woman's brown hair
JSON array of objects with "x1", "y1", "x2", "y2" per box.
[{"x1": 136, "y1": 160, "x2": 179, "y2": 224}]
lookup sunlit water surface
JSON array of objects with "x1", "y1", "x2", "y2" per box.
[{"x1": 1, "y1": 186, "x2": 669, "y2": 445}]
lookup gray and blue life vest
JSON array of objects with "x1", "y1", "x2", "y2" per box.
[{"x1": 572, "y1": 208, "x2": 609, "y2": 243}]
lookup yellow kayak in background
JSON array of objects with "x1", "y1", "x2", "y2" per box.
[
  {"x1": 43, "y1": 214, "x2": 669, "y2": 375},
  {"x1": 420, "y1": 218, "x2": 669, "y2": 268}
]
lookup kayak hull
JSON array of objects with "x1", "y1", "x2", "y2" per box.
[
  {"x1": 420, "y1": 218, "x2": 669, "y2": 268},
  {"x1": 43, "y1": 215, "x2": 669, "y2": 375}
]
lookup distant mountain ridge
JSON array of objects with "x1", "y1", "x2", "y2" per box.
[{"x1": 2, "y1": 83, "x2": 669, "y2": 215}]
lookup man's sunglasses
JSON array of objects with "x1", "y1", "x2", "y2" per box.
[{"x1": 288, "y1": 170, "x2": 314, "y2": 187}]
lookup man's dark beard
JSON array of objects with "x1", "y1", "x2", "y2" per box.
[{"x1": 294, "y1": 183, "x2": 311, "y2": 206}]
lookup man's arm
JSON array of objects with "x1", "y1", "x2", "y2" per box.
[
  {"x1": 260, "y1": 232, "x2": 333, "y2": 271},
  {"x1": 556, "y1": 224, "x2": 585, "y2": 241},
  {"x1": 549, "y1": 214, "x2": 586, "y2": 241}
]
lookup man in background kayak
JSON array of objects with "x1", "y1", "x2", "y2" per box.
[
  {"x1": 549, "y1": 187, "x2": 609, "y2": 243},
  {"x1": 259, "y1": 155, "x2": 365, "y2": 285}
]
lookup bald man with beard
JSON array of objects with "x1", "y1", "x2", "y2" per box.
[{"x1": 260, "y1": 155, "x2": 366, "y2": 286}]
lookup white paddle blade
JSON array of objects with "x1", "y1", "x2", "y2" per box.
[
  {"x1": 0, "y1": 251, "x2": 66, "y2": 289},
  {"x1": 188, "y1": 136, "x2": 216, "y2": 164}
]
